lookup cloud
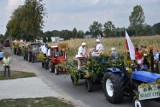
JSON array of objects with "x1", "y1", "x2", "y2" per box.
[{"x1": 6, "y1": 0, "x2": 24, "y2": 13}]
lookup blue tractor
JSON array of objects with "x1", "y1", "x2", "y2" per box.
[{"x1": 103, "y1": 59, "x2": 160, "y2": 107}]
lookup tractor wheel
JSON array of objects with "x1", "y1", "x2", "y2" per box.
[
  {"x1": 44, "y1": 62, "x2": 48, "y2": 70},
  {"x1": 31, "y1": 56, "x2": 34, "y2": 63},
  {"x1": 71, "y1": 75, "x2": 78, "y2": 86},
  {"x1": 85, "y1": 78, "x2": 93, "y2": 92},
  {"x1": 133, "y1": 97, "x2": 144, "y2": 107},
  {"x1": 49, "y1": 60, "x2": 54, "y2": 73},
  {"x1": 28, "y1": 53, "x2": 31, "y2": 62},
  {"x1": 45, "y1": 60, "x2": 49, "y2": 70},
  {"x1": 103, "y1": 72, "x2": 124, "y2": 104},
  {"x1": 54, "y1": 67, "x2": 59, "y2": 75}
]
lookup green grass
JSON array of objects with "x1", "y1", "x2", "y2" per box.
[
  {"x1": 0, "y1": 70, "x2": 36, "y2": 80},
  {"x1": 0, "y1": 97, "x2": 74, "y2": 107}
]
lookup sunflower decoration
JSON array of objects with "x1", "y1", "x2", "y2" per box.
[
  {"x1": 85, "y1": 71, "x2": 91, "y2": 78},
  {"x1": 37, "y1": 52, "x2": 47, "y2": 61},
  {"x1": 86, "y1": 61, "x2": 91, "y2": 66}
]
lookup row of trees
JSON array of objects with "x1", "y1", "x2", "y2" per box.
[
  {"x1": 4, "y1": 1, "x2": 160, "y2": 41},
  {"x1": 89, "y1": 5, "x2": 160, "y2": 37},
  {"x1": 33, "y1": 4, "x2": 160, "y2": 40}
]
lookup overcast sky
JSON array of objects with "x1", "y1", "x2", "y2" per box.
[{"x1": 0, "y1": 0, "x2": 160, "y2": 34}]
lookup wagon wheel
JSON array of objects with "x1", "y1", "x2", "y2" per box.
[
  {"x1": 31, "y1": 56, "x2": 34, "y2": 63},
  {"x1": 28, "y1": 53, "x2": 31, "y2": 62},
  {"x1": 133, "y1": 97, "x2": 144, "y2": 107},
  {"x1": 42, "y1": 62, "x2": 44, "y2": 68},
  {"x1": 71, "y1": 75, "x2": 78, "y2": 86},
  {"x1": 45, "y1": 60, "x2": 49, "y2": 70},
  {"x1": 84, "y1": 78, "x2": 93, "y2": 92}
]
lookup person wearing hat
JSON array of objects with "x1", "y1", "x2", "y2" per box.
[
  {"x1": 92, "y1": 39, "x2": 104, "y2": 56},
  {"x1": 76, "y1": 42, "x2": 87, "y2": 69},
  {"x1": 2, "y1": 52, "x2": 11, "y2": 77},
  {"x1": 111, "y1": 47, "x2": 119, "y2": 59}
]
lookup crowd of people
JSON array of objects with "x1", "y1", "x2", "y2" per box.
[
  {"x1": 75, "y1": 39, "x2": 119, "y2": 69},
  {"x1": 75, "y1": 39, "x2": 159, "y2": 72}
]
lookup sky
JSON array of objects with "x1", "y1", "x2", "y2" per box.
[{"x1": 0, "y1": 0, "x2": 160, "y2": 35}]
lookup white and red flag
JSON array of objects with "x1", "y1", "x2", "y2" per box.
[{"x1": 125, "y1": 31, "x2": 135, "y2": 60}]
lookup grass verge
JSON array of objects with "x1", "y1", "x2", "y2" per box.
[
  {"x1": 0, "y1": 97, "x2": 74, "y2": 107},
  {"x1": 0, "y1": 70, "x2": 36, "y2": 80}
]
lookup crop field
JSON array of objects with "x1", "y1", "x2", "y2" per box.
[{"x1": 56, "y1": 35, "x2": 160, "y2": 56}]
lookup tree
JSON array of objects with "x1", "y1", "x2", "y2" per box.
[
  {"x1": 152, "y1": 22, "x2": 160, "y2": 35},
  {"x1": 89, "y1": 21, "x2": 102, "y2": 37},
  {"x1": 72, "y1": 27, "x2": 77, "y2": 38},
  {"x1": 77, "y1": 30, "x2": 84, "y2": 38},
  {"x1": 48, "y1": 36, "x2": 52, "y2": 42},
  {"x1": 129, "y1": 5, "x2": 145, "y2": 36},
  {"x1": 6, "y1": 0, "x2": 46, "y2": 41},
  {"x1": 142, "y1": 24, "x2": 154, "y2": 35},
  {"x1": 103, "y1": 21, "x2": 115, "y2": 37}
]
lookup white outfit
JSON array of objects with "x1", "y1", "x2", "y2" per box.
[
  {"x1": 47, "y1": 49, "x2": 50, "y2": 56},
  {"x1": 92, "y1": 43, "x2": 104, "y2": 56},
  {"x1": 76, "y1": 46, "x2": 86, "y2": 69},
  {"x1": 96, "y1": 43, "x2": 104, "y2": 52},
  {"x1": 42, "y1": 45, "x2": 47, "y2": 54},
  {"x1": 76, "y1": 46, "x2": 86, "y2": 58}
]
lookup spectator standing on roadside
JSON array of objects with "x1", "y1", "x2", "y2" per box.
[{"x1": 2, "y1": 52, "x2": 11, "y2": 77}]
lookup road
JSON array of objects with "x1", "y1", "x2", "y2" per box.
[{"x1": 4, "y1": 48, "x2": 159, "y2": 107}]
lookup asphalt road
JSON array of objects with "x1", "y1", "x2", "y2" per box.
[{"x1": 6, "y1": 48, "x2": 160, "y2": 107}]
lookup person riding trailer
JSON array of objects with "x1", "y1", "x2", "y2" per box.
[
  {"x1": 91, "y1": 39, "x2": 104, "y2": 57},
  {"x1": 75, "y1": 42, "x2": 87, "y2": 69}
]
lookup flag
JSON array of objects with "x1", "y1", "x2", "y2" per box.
[{"x1": 125, "y1": 31, "x2": 135, "y2": 60}]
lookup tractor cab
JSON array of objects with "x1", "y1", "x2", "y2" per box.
[
  {"x1": 50, "y1": 45, "x2": 67, "y2": 65},
  {"x1": 49, "y1": 43, "x2": 68, "y2": 74}
]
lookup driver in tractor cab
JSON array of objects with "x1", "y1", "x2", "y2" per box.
[{"x1": 53, "y1": 47, "x2": 61, "y2": 58}]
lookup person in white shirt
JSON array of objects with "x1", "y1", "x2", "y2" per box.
[
  {"x1": 92, "y1": 39, "x2": 104, "y2": 56},
  {"x1": 76, "y1": 42, "x2": 86, "y2": 69},
  {"x1": 47, "y1": 47, "x2": 50, "y2": 57},
  {"x1": 42, "y1": 44, "x2": 47, "y2": 56},
  {"x1": 40, "y1": 44, "x2": 44, "y2": 52}
]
